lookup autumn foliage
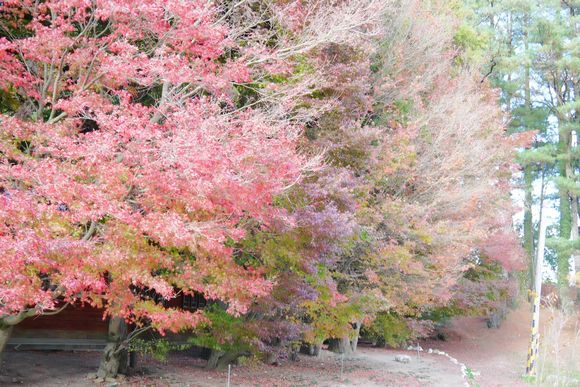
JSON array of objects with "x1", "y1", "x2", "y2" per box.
[
  {"x1": 0, "y1": 0, "x2": 308, "y2": 331},
  {"x1": 0, "y1": 0, "x2": 525, "y2": 371}
]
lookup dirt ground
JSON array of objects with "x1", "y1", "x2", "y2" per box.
[
  {"x1": 431, "y1": 303, "x2": 579, "y2": 387},
  {"x1": 1, "y1": 303, "x2": 578, "y2": 386},
  {"x1": 1, "y1": 348, "x2": 466, "y2": 387}
]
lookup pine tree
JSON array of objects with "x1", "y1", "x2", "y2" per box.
[{"x1": 466, "y1": 0, "x2": 579, "y2": 303}]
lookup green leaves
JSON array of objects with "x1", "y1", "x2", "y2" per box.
[
  {"x1": 453, "y1": 23, "x2": 489, "y2": 65},
  {"x1": 130, "y1": 338, "x2": 191, "y2": 362},
  {"x1": 360, "y1": 312, "x2": 410, "y2": 348},
  {"x1": 0, "y1": 88, "x2": 20, "y2": 114},
  {"x1": 516, "y1": 145, "x2": 557, "y2": 166},
  {"x1": 552, "y1": 176, "x2": 580, "y2": 196},
  {"x1": 547, "y1": 237, "x2": 580, "y2": 259},
  {"x1": 188, "y1": 304, "x2": 257, "y2": 354}
]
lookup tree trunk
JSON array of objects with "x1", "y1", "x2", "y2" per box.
[
  {"x1": 96, "y1": 316, "x2": 128, "y2": 380},
  {"x1": 558, "y1": 131, "x2": 572, "y2": 304},
  {"x1": 350, "y1": 322, "x2": 361, "y2": 352},
  {"x1": 522, "y1": 14, "x2": 535, "y2": 291},
  {"x1": 0, "y1": 310, "x2": 37, "y2": 362},
  {"x1": 301, "y1": 342, "x2": 321, "y2": 357},
  {"x1": 0, "y1": 326, "x2": 14, "y2": 367},
  {"x1": 327, "y1": 338, "x2": 339, "y2": 353},
  {"x1": 567, "y1": 157, "x2": 578, "y2": 307},
  {"x1": 328, "y1": 336, "x2": 353, "y2": 355},
  {"x1": 206, "y1": 349, "x2": 225, "y2": 369},
  {"x1": 568, "y1": 47, "x2": 579, "y2": 307},
  {"x1": 311, "y1": 343, "x2": 321, "y2": 356},
  {"x1": 129, "y1": 351, "x2": 138, "y2": 369},
  {"x1": 523, "y1": 165, "x2": 534, "y2": 287},
  {"x1": 576, "y1": 252, "x2": 580, "y2": 307},
  {"x1": 206, "y1": 349, "x2": 240, "y2": 369}
]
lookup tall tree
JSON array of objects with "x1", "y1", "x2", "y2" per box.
[
  {"x1": 0, "y1": 0, "x2": 311, "y2": 376},
  {"x1": 531, "y1": 0, "x2": 578, "y2": 302},
  {"x1": 464, "y1": 0, "x2": 580, "y2": 299}
]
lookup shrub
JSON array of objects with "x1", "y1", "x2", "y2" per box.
[{"x1": 361, "y1": 312, "x2": 411, "y2": 348}]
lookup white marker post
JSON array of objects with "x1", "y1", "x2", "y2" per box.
[{"x1": 227, "y1": 364, "x2": 231, "y2": 387}]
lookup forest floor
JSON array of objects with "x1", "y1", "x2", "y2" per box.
[
  {"x1": 433, "y1": 302, "x2": 579, "y2": 387},
  {"x1": 1, "y1": 302, "x2": 578, "y2": 386}
]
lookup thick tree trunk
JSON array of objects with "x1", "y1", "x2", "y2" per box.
[
  {"x1": 350, "y1": 322, "x2": 361, "y2": 352},
  {"x1": 206, "y1": 349, "x2": 240, "y2": 369},
  {"x1": 328, "y1": 336, "x2": 353, "y2": 355},
  {"x1": 129, "y1": 351, "x2": 138, "y2": 368},
  {"x1": 0, "y1": 310, "x2": 37, "y2": 363},
  {"x1": 96, "y1": 317, "x2": 128, "y2": 380},
  {"x1": 0, "y1": 326, "x2": 14, "y2": 366},
  {"x1": 206, "y1": 349, "x2": 225, "y2": 369},
  {"x1": 327, "y1": 338, "x2": 339, "y2": 353},
  {"x1": 311, "y1": 343, "x2": 321, "y2": 356},
  {"x1": 301, "y1": 342, "x2": 321, "y2": 357}
]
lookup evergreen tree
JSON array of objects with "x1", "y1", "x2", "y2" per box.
[{"x1": 466, "y1": 0, "x2": 579, "y2": 303}]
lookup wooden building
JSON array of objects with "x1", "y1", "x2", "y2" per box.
[{"x1": 8, "y1": 293, "x2": 207, "y2": 351}]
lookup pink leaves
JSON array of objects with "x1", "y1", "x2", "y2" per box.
[
  {"x1": 480, "y1": 232, "x2": 525, "y2": 272},
  {"x1": 0, "y1": 0, "x2": 522, "y2": 345},
  {"x1": 0, "y1": 0, "x2": 308, "y2": 331},
  {"x1": 142, "y1": 308, "x2": 207, "y2": 334},
  {"x1": 364, "y1": 269, "x2": 381, "y2": 285}
]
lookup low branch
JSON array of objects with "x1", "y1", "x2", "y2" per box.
[
  {"x1": 47, "y1": 111, "x2": 67, "y2": 124},
  {"x1": 1, "y1": 309, "x2": 37, "y2": 327},
  {"x1": 127, "y1": 325, "x2": 152, "y2": 341},
  {"x1": 480, "y1": 59, "x2": 497, "y2": 84},
  {"x1": 113, "y1": 325, "x2": 153, "y2": 354},
  {"x1": 82, "y1": 221, "x2": 98, "y2": 242},
  {"x1": 37, "y1": 302, "x2": 69, "y2": 317},
  {"x1": 151, "y1": 81, "x2": 171, "y2": 124}
]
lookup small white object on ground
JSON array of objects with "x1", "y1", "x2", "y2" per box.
[
  {"x1": 427, "y1": 347, "x2": 479, "y2": 386},
  {"x1": 395, "y1": 354, "x2": 412, "y2": 363}
]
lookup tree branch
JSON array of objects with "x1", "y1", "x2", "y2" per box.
[
  {"x1": 113, "y1": 325, "x2": 153, "y2": 354},
  {"x1": 480, "y1": 59, "x2": 497, "y2": 84},
  {"x1": 2, "y1": 309, "x2": 37, "y2": 327},
  {"x1": 38, "y1": 302, "x2": 69, "y2": 317},
  {"x1": 151, "y1": 81, "x2": 171, "y2": 124},
  {"x1": 82, "y1": 221, "x2": 98, "y2": 242}
]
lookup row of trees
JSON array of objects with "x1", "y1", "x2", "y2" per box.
[
  {"x1": 0, "y1": 0, "x2": 527, "y2": 378},
  {"x1": 464, "y1": 0, "x2": 578, "y2": 303}
]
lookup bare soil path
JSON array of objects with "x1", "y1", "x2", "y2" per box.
[
  {"x1": 1, "y1": 303, "x2": 577, "y2": 386},
  {"x1": 1, "y1": 347, "x2": 465, "y2": 386},
  {"x1": 428, "y1": 303, "x2": 579, "y2": 386},
  {"x1": 427, "y1": 305, "x2": 532, "y2": 386}
]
